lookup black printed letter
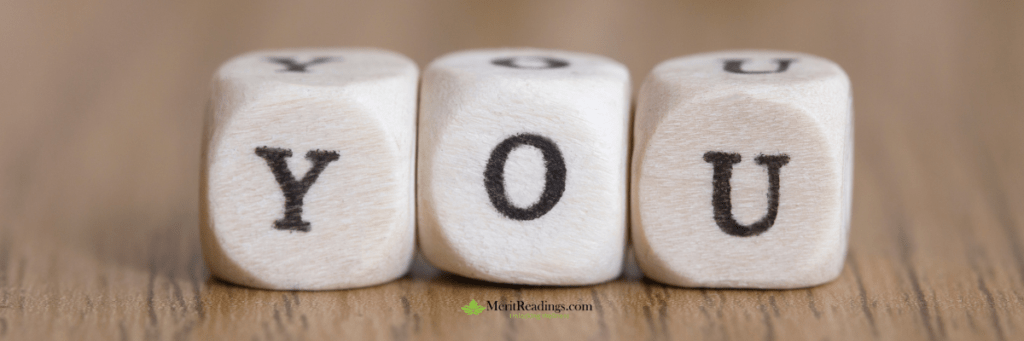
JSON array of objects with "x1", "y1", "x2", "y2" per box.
[
  {"x1": 723, "y1": 59, "x2": 795, "y2": 74},
  {"x1": 492, "y1": 56, "x2": 570, "y2": 69},
  {"x1": 703, "y1": 152, "x2": 790, "y2": 237},
  {"x1": 255, "y1": 146, "x2": 340, "y2": 232},
  {"x1": 267, "y1": 56, "x2": 337, "y2": 72},
  {"x1": 484, "y1": 134, "x2": 567, "y2": 221}
]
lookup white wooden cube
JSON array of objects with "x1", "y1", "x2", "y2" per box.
[
  {"x1": 200, "y1": 48, "x2": 419, "y2": 290},
  {"x1": 631, "y1": 50, "x2": 853, "y2": 289},
  {"x1": 417, "y1": 48, "x2": 631, "y2": 285}
]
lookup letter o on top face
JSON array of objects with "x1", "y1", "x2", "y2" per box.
[
  {"x1": 631, "y1": 50, "x2": 853, "y2": 289},
  {"x1": 418, "y1": 48, "x2": 631, "y2": 285},
  {"x1": 491, "y1": 56, "x2": 570, "y2": 69}
]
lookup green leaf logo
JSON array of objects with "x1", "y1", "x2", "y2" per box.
[{"x1": 461, "y1": 299, "x2": 486, "y2": 316}]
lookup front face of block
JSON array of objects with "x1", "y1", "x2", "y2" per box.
[
  {"x1": 418, "y1": 49, "x2": 630, "y2": 285},
  {"x1": 201, "y1": 48, "x2": 418, "y2": 290},
  {"x1": 632, "y1": 50, "x2": 852, "y2": 288}
]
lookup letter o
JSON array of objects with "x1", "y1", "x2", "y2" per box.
[
  {"x1": 491, "y1": 56, "x2": 570, "y2": 69},
  {"x1": 484, "y1": 133, "x2": 567, "y2": 220}
]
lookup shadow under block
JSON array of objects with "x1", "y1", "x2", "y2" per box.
[
  {"x1": 200, "y1": 48, "x2": 419, "y2": 290},
  {"x1": 417, "y1": 49, "x2": 631, "y2": 285},
  {"x1": 631, "y1": 50, "x2": 853, "y2": 289}
]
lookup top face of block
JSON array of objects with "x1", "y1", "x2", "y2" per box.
[
  {"x1": 636, "y1": 50, "x2": 851, "y2": 155},
  {"x1": 425, "y1": 48, "x2": 629, "y2": 83},
  {"x1": 215, "y1": 48, "x2": 418, "y2": 86},
  {"x1": 648, "y1": 50, "x2": 847, "y2": 88}
]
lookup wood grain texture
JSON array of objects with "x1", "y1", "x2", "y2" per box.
[{"x1": 0, "y1": 0, "x2": 1021, "y2": 340}]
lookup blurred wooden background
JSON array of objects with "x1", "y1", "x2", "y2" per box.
[{"x1": 1, "y1": 0, "x2": 1022, "y2": 340}]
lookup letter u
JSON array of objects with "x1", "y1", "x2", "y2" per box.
[{"x1": 703, "y1": 151, "x2": 791, "y2": 237}]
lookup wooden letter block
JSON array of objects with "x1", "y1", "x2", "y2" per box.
[
  {"x1": 201, "y1": 48, "x2": 419, "y2": 290},
  {"x1": 631, "y1": 50, "x2": 853, "y2": 288},
  {"x1": 418, "y1": 49, "x2": 630, "y2": 285}
]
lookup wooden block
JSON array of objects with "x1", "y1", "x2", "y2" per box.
[
  {"x1": 200, "y1": 48, "x2": 419, "y2": 290},
  {"x1": 631, "y1": 50, "x2": 853, "y2": 289},
  {"x1": 417, "y1": 48, "x2": 631, "y2": 285}
]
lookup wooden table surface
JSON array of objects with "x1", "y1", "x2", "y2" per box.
[{"x1": 1, "y1": 0, "x2": 1022, "y2": 340}]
